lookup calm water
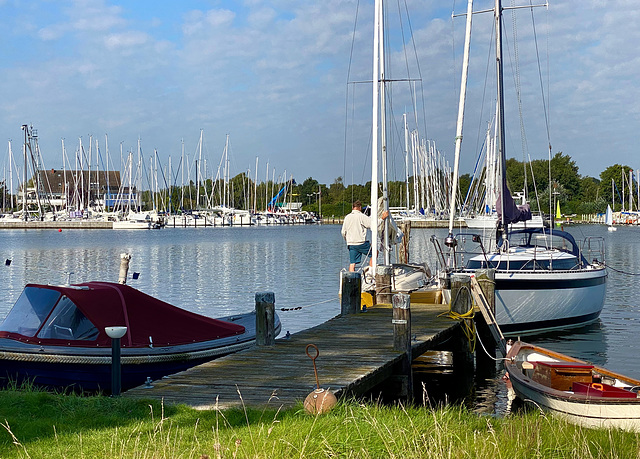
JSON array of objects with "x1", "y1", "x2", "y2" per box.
[{"x1": 0, "y1": 223, "x2": 639, "y2": 407}]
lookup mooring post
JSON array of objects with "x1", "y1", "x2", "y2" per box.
[
  {"x1": 340, "y1": 271, "x2": 361, "y2": 315},
  {"x1": 398, "y1": 221, "x2": 411, "y2": 264},
  {"x1": 375, "y1": 265, "x2": 393, "y2": 304},
  {"x1": 118, "y1": 253, "x2": 131, "y2": 285},
  {"x1": 475, "y1": 269, "x2": 497, "y2": 365},
  {"x1": 255, "y1": 292, "x2": 276, "y2": 346},
  {"x1": 449, "y1": 274, "x2": 474, "y2": 371},
  {"x1": 392, "y1": 292, "x2": 413, "y2": 401},
  {"x1": 450, "y1": 274, "x2": 471, "y2": 316}
]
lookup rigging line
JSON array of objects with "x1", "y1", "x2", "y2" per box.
[
  {"x1": 472, "y1": 18, "x2": 495, "y2": 183},
  {"x1": 530, "y1": 0, "x2": 552, "y2": 149},
  {"x1": 396, "y1": 0, "x2": 417, "y2": 129},
  {"x1": 401, "y1": 0, "x2": 428, "y2": 137},
  {"x1": 510, "y1": 0, "x2": 530, "y2": 195},
  {"x1": 343, "y1": 0, "x2": 360, "y2": 219}
]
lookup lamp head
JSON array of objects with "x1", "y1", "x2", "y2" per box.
[{"x1": 105, "y1": 326, "x2": 128, "y2": 339}]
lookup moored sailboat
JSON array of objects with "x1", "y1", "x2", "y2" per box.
[{"x1": 439, "y1": 0, "x2": 608, "y2": 335}]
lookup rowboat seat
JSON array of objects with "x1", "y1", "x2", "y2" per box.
[{"x1": 530, "y1": 360, "x2": 594, "y2": 391}]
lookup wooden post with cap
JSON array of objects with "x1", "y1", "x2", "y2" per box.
[
  {"x1": 392, "y1": 292, "x2": 413, "y2": 401},
  {"x1": 255, "y1": 292, "x2": 275, "y2": 346}
]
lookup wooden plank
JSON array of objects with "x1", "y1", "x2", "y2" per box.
[{"x1": 124, "y1": 302, "x2": 457, "y2": 409}]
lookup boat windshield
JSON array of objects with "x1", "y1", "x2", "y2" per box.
[
  {"x1": 0, "y1": 287, "x2": 62, "y2": 337},
  {"x1": 37, "y1": 295, "x2": 99, "y2": 341},
  {"x1": 0, "y1": 287, "x2": 99, "y2": 340}
]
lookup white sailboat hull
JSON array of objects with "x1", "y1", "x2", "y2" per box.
[{"x1": 495, "y1": 268, "x2": 607, "y2": 335}]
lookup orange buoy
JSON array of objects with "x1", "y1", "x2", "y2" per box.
[{"x1": 303, "y1": 344, "x2": 337, "y2": 414}]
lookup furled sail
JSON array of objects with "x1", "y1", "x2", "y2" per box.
[{"x1": 496, "y1": 187, "x2": 532, "y2": 225}]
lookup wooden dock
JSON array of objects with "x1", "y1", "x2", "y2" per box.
[{"x1": 124, "y1": 302, "x2": 459, "y2": 410}]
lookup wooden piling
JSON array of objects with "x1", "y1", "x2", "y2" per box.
[
  {"x1": 255, "y1": 292, "x2": 276, "y2": 346},
  {"x1": 340, "y1": 271, "x2": 361, "y2": 315},
  {"x1": 450, "y1": 274, "x2": 471, "y2": 315},
  {"x1": 474, "y1": 269, "x2": 498, "y2": 364},
  {"x1": 392, "y1": 293, "x2": 411, "y2": 352},
  {"x1": 118, "y1": 253, "x2": 131, "y2": 285},
  {"x1": 398, "y1": 221, "x2": 411, "y2": 264},
  {"x1": 375, "y1": 265, "x2": 393, "y2": 304},
  {"x1": 392, "y1": 292, "x2": 413, "y2": 400}
]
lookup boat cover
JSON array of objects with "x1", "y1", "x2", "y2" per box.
[{"x1": 0, "y1": 282, "x2": 245, "y2": 348}]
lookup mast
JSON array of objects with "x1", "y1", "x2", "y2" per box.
[
  {"x1": 21, "y1": 125, "x2": 28, "y2": 220},
  {"x1": 446, "y1": 0, "x2": 473, "y2": 252},
  {"x1": 8, "y1": 140, "x2": 14, "y2": 212},
  {"x1": 404, "y1": 114, "x2": 410, "y2": 211},
  {"x1": 370, "y1": 0, "x2": 381, "y2": 269},
  {"x1": 181, "y1": 139, "x2": 185, "y2": 211},
  {"x1": 495, "y1": 0, "x2": 509, "y2": 246},
  {"x1": 197, "y1": 130, "x2": 203, "y2": 209},
  {"x1": 254, "y1": 157, "x2": 259, "y2": 213}
]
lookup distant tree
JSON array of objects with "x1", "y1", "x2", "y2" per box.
[
  {"x1": 599, "y1": 164, "x2": 633, "y2": 211},
  {"x1": 458, "y1": 173, "x2": 472, "y2": 204}
]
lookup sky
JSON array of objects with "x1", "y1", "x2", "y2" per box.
[{"x1": 0, "y1": 0, "x2": 638, "y2": 190}]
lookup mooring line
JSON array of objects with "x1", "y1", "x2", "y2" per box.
[
  {"x1": 279, "y1": 296, "x2": 339, "y2": 312},
  {"x1": 602, "y1": 261, "x2": 640, "y2": 276}
]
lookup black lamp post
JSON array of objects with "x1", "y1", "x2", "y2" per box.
[{"x1": 105, "y1": 326, "x2": 128, "y2": 396}]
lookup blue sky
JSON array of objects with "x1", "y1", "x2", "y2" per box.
[{"x1": 0, "y1": 0, "x2": 638, "y2": 189}]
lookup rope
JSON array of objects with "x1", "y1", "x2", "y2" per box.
[
  {"x1": 475, "y1": 329, "x2": 509, "y2": 362},
  {"x1": 279, "y1": 297, "x2": 339, "y2": 312},
  {"x1": 601, "y1": 261, "x2": 640, "y2": 276},
  {"x1": 439, "y1": 285, "x2": 476, "y2": 352}
]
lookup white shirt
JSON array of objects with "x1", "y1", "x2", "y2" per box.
[{"x1": 341, "y1": 209, "x2": 371, "y2": 245}]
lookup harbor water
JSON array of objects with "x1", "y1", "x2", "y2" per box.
[{"x1": 0, "y1": 223, "x2": 638, "y2": 411}]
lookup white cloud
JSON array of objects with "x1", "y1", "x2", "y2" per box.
[{"x1": 104, "y1": 31, "x2": 149, "y2": 50}]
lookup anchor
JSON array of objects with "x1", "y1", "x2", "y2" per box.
[{"x1": 303, "y1": 344, "x2": 337, "y2": 415}]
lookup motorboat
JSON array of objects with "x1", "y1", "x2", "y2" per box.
[
  {"x1": 0, "y1": 281, "x2": 280, "y2": 393},
  {"x1": 505, "y1": 340, "x2": 640, "y2": 431}
]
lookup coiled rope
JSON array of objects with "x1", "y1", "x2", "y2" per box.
[{"x1": 439, "y1": 285, "x2": 476, "y2": 352}]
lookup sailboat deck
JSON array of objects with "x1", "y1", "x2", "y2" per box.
[{"x1": 123, "y1": 302, "x2": 457, "y2": 410}]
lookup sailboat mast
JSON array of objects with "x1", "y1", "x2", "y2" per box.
[
  {"x1": 495, "y1": 0, "x2": 508, "y2": 243},
  {"x1": 370, "y1": 0, "x2": 381, "y2": 269},
  {"x1": 447, "y1": 0, "x2": 473, "y2": 248},
  {"x1": 404, "y1": 114, "x2": 410, "y2": 211},
  {"x1": 8, "y1": 141, "x2": 13, "y2": 211}
]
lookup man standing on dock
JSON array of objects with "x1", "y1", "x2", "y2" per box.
[{"x1": 341, "y1": 200, "x2": 388, "y2": 272}]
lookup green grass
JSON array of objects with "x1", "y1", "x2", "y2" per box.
[{"x1": 0, "y1": 385, "x2": 639, "y2": 458}]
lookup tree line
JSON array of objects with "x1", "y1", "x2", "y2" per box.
[{"x1": 296, "y1": 153, "x2": 636, "y2": 218}]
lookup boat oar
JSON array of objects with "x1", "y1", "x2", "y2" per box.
[{"x1": 303, "y1": 344, "x2": 337, "y2": 414}]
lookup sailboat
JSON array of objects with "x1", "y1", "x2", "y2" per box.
[
  {"x1": 606, "y1": 204, "x2": 617, "y2": 231},
  {"x1": 440, "y1": 0, "x2": 608, "y2": 335},
  {"x1": 555, "y1": 200, "x2": 562, "y2": 226}
]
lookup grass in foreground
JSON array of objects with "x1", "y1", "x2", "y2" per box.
[{"x1": 0, "y1": 384, "x2": 639, "y2": 458}]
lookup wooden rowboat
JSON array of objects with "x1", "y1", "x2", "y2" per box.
[{"x1": 505, "y1": 340, "x2": 640, "y2": 431}]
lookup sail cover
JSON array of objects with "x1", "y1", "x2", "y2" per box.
[{"x1": 496, "y1": 187, "x2": 532, "y2": 225}]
